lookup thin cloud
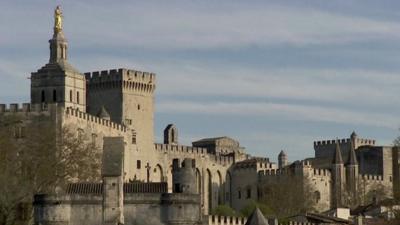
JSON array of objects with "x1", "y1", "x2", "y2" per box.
[{"x1": 157, "y1": 100, "x2": 399, "y2": 129}]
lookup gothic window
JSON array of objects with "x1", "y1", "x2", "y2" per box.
[
  {"x1": 13, "y1": 126, "x2": 25, "y2": 139},
  {"x1": 41, "y1": 90, "x2": 45, "y2": 102},
  {"x1": 137, "y1": 104, "x2": 141, "y2": 110},
  {"x1": 70, "y1": 90, "x2": 73, "y2": 102},
  {"x1": 91, "y1": 133, "x2": 97, "y2": 145},
  {"x1": 53, "y1": 89, "x2": 57, "y2": 102},
  {"x1": 77, "y1": 91, "x2": 80, "y2": 104},
  {"x1": 238, "y1": 189, "x2": 241, "y2": 199},
  {"x1": 137, "y1": 160, "x2": 141, "y2": 169}
]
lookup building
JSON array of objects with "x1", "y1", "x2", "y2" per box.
[{"x1": 1, "y1": 6, "x2": 399, "y2": 225}]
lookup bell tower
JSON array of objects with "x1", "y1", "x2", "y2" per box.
[{"x1": 30, "y1": 6, "x2": 86, "y2": 111}]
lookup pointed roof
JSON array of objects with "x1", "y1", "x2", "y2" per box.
[
  {"x1": 278, "y1": 150, "x2": 287, "y2": 157},
  {"x1": 97, "y1": 106, "x2": 110, "y2": 119},
  {"x1": 346, "y1": 141, "x2": 358, "y2": 165},
  {"x1": 332, "y1": 142, "x2": 343, "y2": 164},
  {"x1": 351, "y1": 131, "x2": 358, "y2": 139},
  {"x1": 245, "y1": 208, "x2": 269, "y2": 225}
]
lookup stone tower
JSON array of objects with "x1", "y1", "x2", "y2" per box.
[
  {"x1": 85, "y1": 69, "x2": 156, "y2": 153},
  {"x1": 278, "y1": 150, "x2": 288, "y2": 169},
  {"x1": 164, "y1": 124, "x2": 178, "y2": 145},
  {"x1": 331, "y1": 142, "x2": 345, "y2": 208},
  {"x1": 346, "y1": 141, "x2": 359, "y2": 204},
  {"x1": 172, "y1": 158, "x2": 197, "y2": 194},
  {"x1": 30, "y1": 6, "x2": 86, "y2": 111}
]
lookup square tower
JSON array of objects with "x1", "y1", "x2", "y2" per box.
[{"x1": 85, "y1": 69, "x2": 156, "y2": 151}]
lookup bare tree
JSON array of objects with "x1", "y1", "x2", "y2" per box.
[
  {"x1": 0, "y1": 114, "x2": 101, "y2": 225},
  {"x1": 259, "y1": 175, "x2": 316, "y2": 218}
]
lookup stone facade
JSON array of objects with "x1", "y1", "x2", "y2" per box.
[{"x1": 1, "y1": 6, "x2": 399, "y2": 225}]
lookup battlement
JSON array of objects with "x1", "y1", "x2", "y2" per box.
[
  {"x1": 313, "y1": 168, "x2": 331, "y2": 177},
  {"x1": 283, "y1": 222, "x2": 316, "y2": 225},
  {"x1": 360, "y1": 174, "x2": 383, "y2": 181},
  {"x1": 208, "y1": 215, "x2": 246, "y2": 225},
  {"x1": 155, "y1": 143, "x2": 234, "y2": 166},
  {"x1": 0, "y1": 103, "x2": 55, "y2": 114},
  {"x1": 314, "y1": 138, "x2": 376, "y2": 147},
  {"x1": 258, "y1": 168, "x2": 290, "y2": 177},
  {"x1": 64, "y1": 107, "x2": 127, "y2": 132},
  {"x1": 85, "y1": 68, "x2": 156, "y2": 93}
]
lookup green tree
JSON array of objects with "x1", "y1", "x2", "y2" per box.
[
  {"x1": 0, "y1": 114, "x2": 100, "y2": 225},
  {"x1": 240, "y1": 200, "x2": 275, "y2": 218},
  {"x1": 211, "y1": 205, "x2": 238, "y2": 217}
]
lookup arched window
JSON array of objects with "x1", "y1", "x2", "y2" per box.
[
  {"x1": 77, "y1": 91, "x2": 80, "y2": 104},
  {"x1": 69, "y1": 90, "x2": 73, "y2": 102},
  {"x1": 53, "y1": 89, "x2": 57, "y2": 102},
  {"x1": 41, "y1": 90, "x2": 45, "y2": 103}
]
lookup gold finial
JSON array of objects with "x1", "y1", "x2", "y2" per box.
[{"x1": 54, "y1": 5, "x2": 63, "y2": 33}]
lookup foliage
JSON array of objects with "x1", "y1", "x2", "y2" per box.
[
  {"x1": 240, "y1": 200, "x2": 275, "y2": 218},
  {"x1": 258, "y1": 175, "x2": 316, "y2": 218},
  {"x1": 211, "y1": 205, "x2": 238, "y2": 217},
  {"x1": 0, "y1": 114, "x2": 101, "y2": 225}
]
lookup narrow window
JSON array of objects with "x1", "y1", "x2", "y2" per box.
[
  {"x1": 41, "y1": 90, "x2": 45, "y2": 102},
  {"x1": 70, "y1": 90, "x2": 73, "y2": 102},
  {"x1": 53, "y1": 89, "x2": 57, "y2": 102},
  {"x1": 132, "y1": 131, "x2": 137, "y2": 144},
  {"x1": 246, "y1": 188, "x2": 251, "y2": 199},
  {"x1": 77, "y1": 91, "x2": 80, "y2": 104},
  {"x1": 137, "y1": 160, "x2": 141, "y2": 169},
  {"x1": 238, "y1": 190, "x2": 241, "y2": 199}
]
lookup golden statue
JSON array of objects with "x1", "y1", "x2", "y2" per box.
[{"x1": 54, "y1": 5, "x2": 63, "y2": 33}]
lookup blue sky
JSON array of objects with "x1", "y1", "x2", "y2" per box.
[{"x1": 1, "y1": 0, "x2": 400, "y2": 161}]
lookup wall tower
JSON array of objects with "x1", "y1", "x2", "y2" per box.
[
  {"x1": 345, "y1": 141, "x2": 359, "y2": 205},
  {"x1": 30, "y1": 6, "x2": 86, "y2": 111},
  {"x1": 278, "y1": 150, "x2": 288, "y2": 169}
]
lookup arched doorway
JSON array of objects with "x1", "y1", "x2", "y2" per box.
[{"x1": 153, "y1": 164, "x2": 164, "y2": 182}]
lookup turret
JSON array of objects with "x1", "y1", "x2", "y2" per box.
[
  {"x1": 164, "y1": 124, "x2": 178, "y2": 145},
  {"x1": 172, "y1": 158, "x2": 196, "y2": 194},
  {"x1": 278, "y1": 150, "x2": 288, "y2": 169},
  {"x1": 346, "y1": 141, "x2": 359, "y2": 205},
  {"x1": 331, "y1": 141, "x2": 345, "y2": 208},
  {"x1": 97, "y1": 106, "x2": 111, "y2": 120}
]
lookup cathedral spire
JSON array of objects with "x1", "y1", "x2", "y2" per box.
[
  {"x1": 347, "y1": 141, "x2": 358, "y2": 165},
  {"x1": 332, "y1": 141, "x2": 343, "y2": 164},
  {"x1": 49, "y1": 5, "x2": 68, "y2": 63}
]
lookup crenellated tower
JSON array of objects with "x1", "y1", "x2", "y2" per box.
[
  {"x1": 85, "y1": 69, "x2": 156, "y2": 152},
  {"x1": 30, "y1": 6, "x2": 86, "y2": 111},
  {"x1": 331, "y1": 142, "x2": 345, "y2": 208}
]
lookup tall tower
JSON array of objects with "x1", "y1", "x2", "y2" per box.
[
  {"x1": 31, "y1": 6, "x2": 86, "y2": 111},
  {"x1": 278, "y1": 150, "x2": 288, "y2": 169},
  {"x1": 346, "y1": 141, "x2": 359, "y2": 205},
  {"x1": 331, "y1": 142, "x2": 345, "y2": 208},
  {"x1": 86, "y1": 69, "x2": 156, "y2": 152}
]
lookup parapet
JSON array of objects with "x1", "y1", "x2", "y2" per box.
[
  {"x1": 208, "y1": 215, "x2": 247, "y2": 225},
  {"x1": 85, "y1": 68, "x2": 156, "y2": 93},
  {"x1": 154, "y1": 143, "x2": 235, "y2": 166},
  {"x1": 64, "y1": 107, "x2": 127, "y2": 132},
  {"x1": 312, "y1": 168, "x2": 331, "y2": 177},
  {"x1": 0, "y1": 103, "x2": 56, "y2": 114},
  {"x1": 360, "y1": 174, "x2": 384, "y2": 181},
  {"x1": 314, "y1": 137, "x2": 376, "y2": 148}
]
